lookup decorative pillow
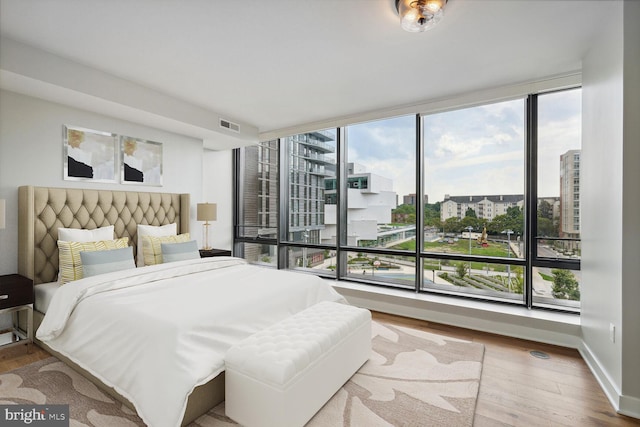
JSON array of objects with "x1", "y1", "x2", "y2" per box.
[
  {"x1": 58, "y1": 225, "x2": 115, "y2": 242},
  {"x1": 142, "y1": 233, "x2": 190, "y2": 266},
  {"x1": 80, "y1": 246, "x2": 135, "y2": 278},
  {"x1": 58, "y1": 237, "x2": 129, "y2": 284},
  {"x1": 161, "y1": 240, "x2": 200, "y2": 263},
  {"x1": 136, "y1": 223, "x2": 177, "y2": 267}
]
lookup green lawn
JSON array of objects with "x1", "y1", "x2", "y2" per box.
[{"x1": 392, "y1": 239, "x2": 510, "y2": 258}]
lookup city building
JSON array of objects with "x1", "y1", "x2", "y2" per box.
[
  {"x1": 560, "y1": 149, "x2": 581, "y2": 239},
  {"x1": 403, "y1": 193, "x2": 428, "y2": 206},
  {"x1": 239, "y1": 140, "x2": 278, "y2": 263},
  {"x1": 285, "y1": 131, "x2": 335, "y2": 243},
  {"x1": 440, "y1": 194, "x2": 525, "y2": 222},
  {"x1": 323, "y1": 163, "x2": 398, "y2": 246}
]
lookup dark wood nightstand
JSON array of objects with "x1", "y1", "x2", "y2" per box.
[
  {"x1": 0, "y1": 274, "x2": 34, "y2": 350},
  {"x1": 199, "y1": 248, "x2": 232, "y2": 258}
]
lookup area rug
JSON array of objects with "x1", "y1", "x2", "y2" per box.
[{"x1": 0, "y1": 321, "x2": 484, "y2": 426}]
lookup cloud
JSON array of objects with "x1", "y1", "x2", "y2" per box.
[{"x1": 316, "y1": 90, "x2": 579, "y2": 201}]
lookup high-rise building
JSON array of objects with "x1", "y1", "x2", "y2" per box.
[
  {"x1": 285, "y1": 130, "x2": 336, "y2": 244},
  {"x1": 240, "y1": 139, "x2": 279, "y2": 263},
  {"x1": 559, "y1": 149, "x2": 580, "y2": 239}
]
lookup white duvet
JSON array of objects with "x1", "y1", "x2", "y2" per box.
[{"x1": 37, "y1": 257, "x2": 345, "y2": 427}]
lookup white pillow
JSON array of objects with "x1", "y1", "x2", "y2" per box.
[
  {"x1": 136, "y1": 223, "x2": 177, "y2": 267},
  {"x1": 58, "y1": 225, "x2": 115, "y2": 242}
]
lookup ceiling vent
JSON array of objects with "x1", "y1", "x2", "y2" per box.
[{"x1": 220, "y1": 118, "x2": 240, "y2": 133}]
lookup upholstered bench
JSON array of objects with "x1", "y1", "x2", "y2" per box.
[{"x1": 224, "y1": 301, "x2": 371, "y2": 427}]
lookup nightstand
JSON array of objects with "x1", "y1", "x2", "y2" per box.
[
  {"x1": 199, "y1": 248, "x2": 232, "y2": 258},
  {"x1": 0, "y1": 274, "x2": 34, "y2": 350}
]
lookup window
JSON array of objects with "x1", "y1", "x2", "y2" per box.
[
  {"x1": 234, "y1": 88, "x2": 582, "y2": 313},
  {"x1": 344, "y1": 115, "x2": 416, "y2": 287},
  {"x1": 234, "y1": 140, "x2": 279, "y2": 264},
  {"x1": 534, "y1": 88, "x2": 581, "y2": 310},
  {"x1": 421, "y1": 99, "x2": 525, "y2": 302},
  {"x1": 282, "y1": 129, "x2": 337, "y2": 276}
]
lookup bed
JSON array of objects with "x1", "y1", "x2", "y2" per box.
[{"x1": 18, "y1": 186, "x2": 346, "y2": 427}]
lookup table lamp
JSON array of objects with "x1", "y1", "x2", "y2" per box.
[{"x1": 197, "y1": 202, "x2": 217, "y2": 250}]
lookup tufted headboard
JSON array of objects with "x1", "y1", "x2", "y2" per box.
[{"x1": 18, "y1": 186, "x2": 190, "y2": 285}]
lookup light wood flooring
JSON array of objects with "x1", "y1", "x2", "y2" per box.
[{"x1": 1, "y1": 312, "x2": 638, "y2": 426}]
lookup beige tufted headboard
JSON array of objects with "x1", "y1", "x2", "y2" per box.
[{"x1": 18, "y1": 186, "x2": 190, "y2": 284}]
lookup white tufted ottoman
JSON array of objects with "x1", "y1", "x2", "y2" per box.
[{"x1": 224, "y1": 301, "x2": 371, "y2": 427}]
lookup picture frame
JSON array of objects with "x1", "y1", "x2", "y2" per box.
[
  {"x1": 120, "y1": 136, "x2": 163, "y2": 186},
  {"x1": 63, "y1": 125, "x2": 118, "y2": 182}
]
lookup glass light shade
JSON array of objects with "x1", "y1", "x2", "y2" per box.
[{"x1": 397, "y1": 0, "x2": 446, "y2": 33}]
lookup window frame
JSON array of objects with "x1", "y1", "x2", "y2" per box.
[{"x1": 234, "y1": 88, "x2": 582, "y2": 313}]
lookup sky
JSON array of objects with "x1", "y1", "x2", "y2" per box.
[{"x1": 342, "y1": 89, "x2": 582, "y2": 203}]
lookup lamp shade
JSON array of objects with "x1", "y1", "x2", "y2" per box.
[
  {"x1": 0, "y1": 199, "x2": 5, "y2": 229},
  {"x1": 197, "y1": 203, "x2": 217, "y2": 222}
]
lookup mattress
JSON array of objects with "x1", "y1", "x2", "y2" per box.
[{"x1": 34, "y1": 281, "x2": 61, "y2": 313}]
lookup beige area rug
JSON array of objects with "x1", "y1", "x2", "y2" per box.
[{"x1": 0, "y1": 322, "x2": 484, "y2": 426}]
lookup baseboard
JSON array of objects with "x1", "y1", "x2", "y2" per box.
[
  {"x1": 578, "y1": 340, "x2": 621, "y2": 412},
  {"x1": 619, "y1": 394, "x2": 640, "y2": 419}
]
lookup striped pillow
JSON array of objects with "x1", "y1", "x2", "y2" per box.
[
  {"x1": 161, "y1": 240, "x2": 200, "y2": 263},
  {"x1": 142, "y1": 233, "x2": 190, "y2": 266},
  {"x1": 80, "y1": 246, "x2": 135, "y2": 278},
  {"x1": 58, "y1": 237, "x2": 129, "y2": 284}
]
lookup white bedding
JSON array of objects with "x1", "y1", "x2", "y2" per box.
[
  {"x1": 34, "y1": 281, "x2": 61, "y2": 313},
  {"x1": 36, "y1": 257, "x2": 346, "y2": 427}
]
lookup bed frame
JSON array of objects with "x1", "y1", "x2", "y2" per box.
[{"x1": 17, "y1": 185, "x2": 224, "y2": 426}]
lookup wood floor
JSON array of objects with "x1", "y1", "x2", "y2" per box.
[{"x1": 1, "y1": 312, "x2": 638, "y2": 426}]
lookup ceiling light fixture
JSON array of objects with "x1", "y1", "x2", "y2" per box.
[{"x1": 396, "y1": 0, "x2": 447, "y2": 32}]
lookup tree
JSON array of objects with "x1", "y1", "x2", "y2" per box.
[
  {"x1": 538, "y1": 200, "x2": 554, "y2": 220},
  {"x1": 444, "y1": 217, "x2": 462, "y2": 233},
  {"x1": 392, "y1": 204, "x2": 415, "y2": 224},
  {"x1": 488, "y1": 206, "x2": 524, "y2": 236},
  {"x1": 551, "y1": 269, "x2": 580, "y2": 300},
  {"x1": 537, "y1": 217, "x2": 558, "y2": 237},
  {"x1": 393, "y1": 204, "x2": 415, "y2": 215},
  {"x1": 460, "y1": 215, "x2": 480, "y2": 230},
  {"x1": 424, "y1": 202, "x2": 441, "y2": 227},
  {"x1": 464, "y1": 207, "x2": 477, "y2": 218},
  {"x1": 455, "y1": 262, "x2": 467, "y2": 279}
]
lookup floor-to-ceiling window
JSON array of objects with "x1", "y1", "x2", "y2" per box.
[
  {"x1": 234, "y1": 87, "x2": 581, "y2": 313},
  {"x1": 343, "y1": 115, "x2": 417, "y2": 288},
  {"x1": 421, "y1": 98, "x2": 526, "y2": 303},
  {"x1": 281, "y1": 129, "x2": 337, "y2": 276},
  {"x1": 533, "y1": 89, "x2": 582, "y2": 310},
  {"x1": 234, "y1": 139, "x2": 278, "y2": 267}
]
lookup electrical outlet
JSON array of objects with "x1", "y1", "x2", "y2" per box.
[{"x1": 610, "y1": 323, "x2": 615, "y2": 343}]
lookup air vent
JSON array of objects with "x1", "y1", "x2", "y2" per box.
[{"x1": 220, "y1": 119, "x2": 240, "y2": 133}]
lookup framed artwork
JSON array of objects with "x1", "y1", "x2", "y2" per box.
[
  {"x1": 63, "y1": 125, "x2": 118, "y2": 182},
  {"x1": 120, "y1": 136, "x2": 163, "y2": 186}
]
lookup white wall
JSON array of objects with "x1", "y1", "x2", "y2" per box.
[
  {"x1": 202, "y1": 149, "x2": 234, "y2": 251},
  {"x1": 0, "y1": 90, "x2": 206, "y2": 276},
  {"x1": 580, "y1": 0, "x2": 640, "y2": 417},
  {"x1": 620, "y1": 0, "x2": 640, "y2": 413}
]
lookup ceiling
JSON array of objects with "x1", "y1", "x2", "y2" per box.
[{"x1": 0, "y1": 0, "x2": 611, "y2": 141}]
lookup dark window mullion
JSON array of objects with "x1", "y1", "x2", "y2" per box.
[
  {"x1": 415, "y1": 113, "x2": 424, "y2": 293},
  {"x1": 525, "y1": 94, "x2": 538, "y2": 309}
]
